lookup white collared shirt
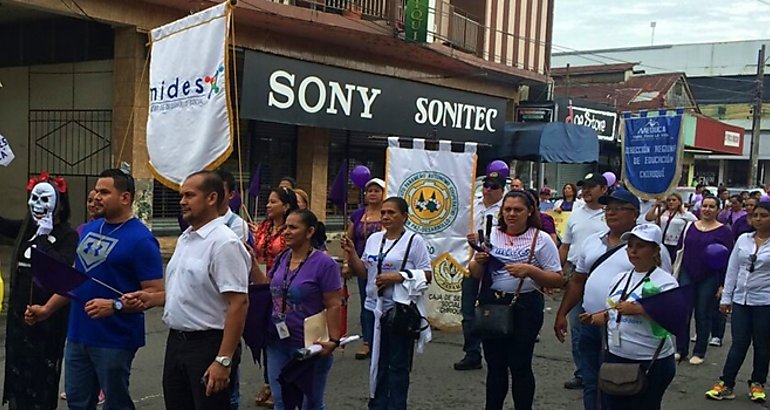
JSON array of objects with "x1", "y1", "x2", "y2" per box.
[
  {"x1": 562, "y1": 203, "x2": 606, "y2": 264},
  {"x1": 722, "y1": 232, "x2": 770, "y2": 306},
  {"x1": 163, "y1": 217, "x2": 251, "y2": 331},
  {"x1": 223, "y1": 208, "x2": 250, "y2": 243},
  {"x1": 474, "y1": 197, "x2": 503, "y2": 233}
]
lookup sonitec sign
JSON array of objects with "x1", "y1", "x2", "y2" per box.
[{"x1": 240, "y1": 51, "x2": 507, "y2": 143}]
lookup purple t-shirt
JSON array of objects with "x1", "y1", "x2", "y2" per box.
[
  {"x1": 269, "y1": 250, "x2": 342, "y2": 347},
  {"x1": 350, "y1": 208, "x2": 383, "y2": 256},
  {"x1": 679, "y1": 224, "x2": 734, "y2": 283}
]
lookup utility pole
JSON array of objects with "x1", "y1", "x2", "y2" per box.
[
  {"x1": 749, "y1": 45, "x2": 765, "y2": 187},
  {"x1": 650, "y1": 21, "x2": 656, "y2": 46}
]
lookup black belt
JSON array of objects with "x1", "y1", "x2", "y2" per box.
[{"x1": 169, "y1": 329, "x2": 223, "y2": 341}]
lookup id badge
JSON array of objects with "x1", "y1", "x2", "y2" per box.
[
  {"x1": 275, "y1": 321, "x2": 290, "y2": 340},
  {"x1": 612, "y1": 327, "x2": 621, "y2": 347}
]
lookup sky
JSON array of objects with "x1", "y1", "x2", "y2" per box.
[{"x1": 552, "y1": 0, "x2": 770, "y2": 51}]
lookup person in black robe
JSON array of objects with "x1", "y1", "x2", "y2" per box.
[{"x1": 1, "y1": 174, "x2": 78, "y2": 410}]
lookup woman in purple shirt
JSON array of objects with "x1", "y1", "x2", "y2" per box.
[
  {"x1": 257, "y1": 209, "x2": 343, "y2": 410},
  {"x1": 718, "y1": 194, "x2": 746, "y2": 227},
  {"x1": 676, "y1": 196, "x2": 734, "y2": 364}
]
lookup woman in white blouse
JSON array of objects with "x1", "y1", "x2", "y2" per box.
[
  {"x1": 705, "y1": 201, "x2": 770, "y2": 403},
  {"x1": 645, "y1": 192, "x2": 697, "y2": 260}
]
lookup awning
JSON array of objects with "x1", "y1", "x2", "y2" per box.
[
  {"x1": 681, "y1": 113, "x2": 744, "y2": 155},
  {"x1": 498, "y1": 122, "x2": 599, "y2": 163}
]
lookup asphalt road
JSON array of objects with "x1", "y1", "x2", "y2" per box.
[{"x1": 0, "y1": 280, "x2": 765, "y2": 410}]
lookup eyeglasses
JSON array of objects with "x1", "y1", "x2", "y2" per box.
[
  {"x1": 605, "y1": 206, "x2": 637, "y2": 213},
  {"x1": 483, "y1": 182, "x2": 501, "y2": 190},
  {"x1": 749, "y1": 254, "x2": 757, "y2": 273}
]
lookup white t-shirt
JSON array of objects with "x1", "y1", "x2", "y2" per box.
[
  {"x1": 362, "y1": 231, "x2": 432, "y2": 312},
  {"x1": 163, "y1": 217, "x2": 251, "y2": 331},
  {"x1": 223, "y1": 208, "x2": 250, "y2": 243},
  {"x1": 487, "y1": 227, "x2": 561, "y2": 293},
  {"x1": 577, "y1": 230, "x2": 672, "y2": 314},
  {"x1": 606, "y1": 267, "x2": 677, "y2": 360},
  {"x1": 648, "y1": 209, "x2": 698, "y2": 246},
  {"x1": 562, "y1": 203, "x2": 606, "y2": 264},
  {"x1": 637, "y1": 199, "x2": 655, "y2": 224}
]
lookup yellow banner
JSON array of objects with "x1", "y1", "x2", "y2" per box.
[{"x1": 547, "y1": 210, "x2": 571, "y2": 238}]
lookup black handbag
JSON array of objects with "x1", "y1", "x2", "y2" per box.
[
  {"x1": 385, "y1": 234, "x2": 429, "y2": 339},
  {"x1": 598, "y1": 338, "x2": 666, "y2": 396},
  {"x1": 471, "y1": 230, "x2": 538, "y2": 339}
]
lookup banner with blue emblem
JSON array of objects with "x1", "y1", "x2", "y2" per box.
[
  {"x1": 386, "y1": 137, "x2": 477, "y2": 329},
  {"x1": 622, "y1": 109, "x2": 685, "y2": 198}
]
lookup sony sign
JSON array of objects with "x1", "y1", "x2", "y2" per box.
[{"x1": 241, "y1": 51, "x2": 507, "y2": 143}]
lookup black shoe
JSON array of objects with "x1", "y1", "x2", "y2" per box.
[
  {"x1": 453, "y1": 357, "x2": 483, "y2": 371},
  {"x1": 564, "y1": 377, "x2": 583, "y2": 390}
]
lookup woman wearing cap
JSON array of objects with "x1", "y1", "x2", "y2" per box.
[
  {"x1": 589, "y1": 224, "x2": 678, "y2": 410},
  {"x1": 345, "y1": 178, "x2": 385, "y2": 360},
  {"x1": 705, "y1": 200, "x2": 770, "y2": 403},
  {"x1": 469, "y1": 191, "x2": 562, "y2": 410},
  {"x1": 645, "y1": 192, "x2": 697, "y2": 260},
  {"x1": 675, "y1": 196, "x2": 733, "y2": 364}
]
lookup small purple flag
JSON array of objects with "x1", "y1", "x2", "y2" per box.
[
  {"x1": 328, "y1": 160, "x2": 348, "y2": 211},
  {"x1": 31, "y1": 247, "x2": 88, "y2": 300},
  {"x1": 243, "y1": 284, "x2": 272, "y2": 364},
  {"x1": 638, "y1": 284, "x2": 694, "y2": 339},
  {"x1": 229, "y1": 189, "x2": 242, "y2": 213},
  {"x1": 249, "y1": 163, "x2": 262, "y2": 198}
]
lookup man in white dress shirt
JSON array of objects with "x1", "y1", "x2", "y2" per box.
[
  {"x1": 454, "y1": 171, "x2": 505, "y2": 371},
  {"x1": 124, "y1": 171, "x2": 250, "y2": 410}
]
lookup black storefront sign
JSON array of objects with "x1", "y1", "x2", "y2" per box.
[
  {"x1": 557, "y1": 101, "x2": 617, "y2": 141},
  {"x1": 514, "y1": 102, "x2": 556, "y2": 122},
  {"x1": 240, "y1": 51, "x2": 507, "y2": 143}
]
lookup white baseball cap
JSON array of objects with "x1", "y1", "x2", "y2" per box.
[
  {"x1": 620, "y1": 223, "x2": 663, "y2": 245},
  {"x1": 365, "y1": 178, "x2": 385, "y2": 189}
]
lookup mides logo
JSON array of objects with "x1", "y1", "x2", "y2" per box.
[{"x1": 150, "y1": 64, "x2": 225, "y2": 112}]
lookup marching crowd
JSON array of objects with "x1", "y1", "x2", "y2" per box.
[{"x1": 0, "y1": 167, "x2": 768, "y2": 410}]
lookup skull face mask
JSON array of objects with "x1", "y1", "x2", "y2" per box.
[{"x1": 28, "y1": 182, "x2": 57, "y2": 221}]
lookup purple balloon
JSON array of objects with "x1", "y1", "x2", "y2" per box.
[
  {"x1": 602, "y1": 171, "x2": 617, "y2": 186},
  {"x1": 351, "y1": 165, "x2": 371, "y2": 188},
  {"x1": 761, "y1": 194, "x2": 770, "y2": 202},
  {"x1": 486, "y1": 160, "x2": 510, "y2": 178},
  {"x1": 705, "y1": 243, "x2": 730, "y2": 272}
]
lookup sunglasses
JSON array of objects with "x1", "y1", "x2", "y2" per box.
[
  {"x1": 483, "y1": 182, "x2": 501, "y2": 190},
  {"x1": 750, "y1": 253, "x2": 757, "y2": 273}
]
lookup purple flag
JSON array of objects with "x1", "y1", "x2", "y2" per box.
[
  {"x1": 31, "y1": 247, "x2": 88, "y2": 300},
  {"x1": 229, "y1": 189, "x2": 242, "y2": 213},
  {"x1": 328, "y1": 160, "x2": 348, "y2": 211},
  {"x1": 249, "y1": 163, "x2": 262, "y2": 198},
  {"x1": 638, "y1": 284, "x2": 694, "y2": 339},
  {"x1": 243, "y1": 284, "x2": 272, "y2": 364}
]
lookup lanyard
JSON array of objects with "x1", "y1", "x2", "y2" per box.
[
  {"x1": 377, "y1": 230, "x2": 406, "y2": 275},
  {"x1": 613, "y1": 266, "x2": 655, "y2": 324},
  {"x1": 280, "y1": 248, "x2": 313, "y2": 314}
]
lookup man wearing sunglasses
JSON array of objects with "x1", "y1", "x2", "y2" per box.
[{"x1": 454, "y1": 171, "x2": 506, "y2": 371}]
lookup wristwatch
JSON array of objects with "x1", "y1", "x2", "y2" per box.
[
  {"x1": 215, "y1": 356, "x2": 232, "y2": 368},
  {"x1": 112, "y1": 299, "x2": 124, "y2": 313}
]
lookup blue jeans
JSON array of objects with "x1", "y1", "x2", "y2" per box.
[
  {"x1": 604, "y1": 352, "x2": 676, "y2": 410},
  {"x1": 480, "y1": 292, "x2": 544, "y2": 410},
  {"x1": 230, "y1": 365, "x2": 240, "y2": 409},
  {"x1": 711, "y1": 303, "x2": 726, "y2": 339},
  {"x1": 64, "y1": 341, "x2": 137, "y2": 410},
  {"x1": 578, "y1": 324, "x2": 603, "y2": 410},
  {"x1": 460, "y1": 276, "x2": 482, "y2": 362},
  {"x1": 369, "y1": 318, "x2": 415, "y2": 410},
  {"x1": 266, "y1": 342, "x2": 333, "y2": 410},
  {"x1": 358, "y1": 276, "x2": 375, "y2": 345},
  {"x1": 568, "y1": 303, "x2": 585, "y2": 380},
  {"x1": 677, "y1": 271, "x2": 720, "y2": 358},
  {"x1": 720, "y1": 303, "x2": 770, "y2": 388}
]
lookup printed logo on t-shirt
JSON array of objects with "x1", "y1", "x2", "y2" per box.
[{"x1": 77, "y1": 232, "x2": 118, "y2": 272}]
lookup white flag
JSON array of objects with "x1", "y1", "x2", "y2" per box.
[
  {"x1": 147, "y1": 2, "x2": 233, "y2": 189},
  {"x1": 0, "y1": 134, "x2": 15, "y2": 167},
  {"x1": 386, "y1": 138, "x2": 477, "y2": 329}
]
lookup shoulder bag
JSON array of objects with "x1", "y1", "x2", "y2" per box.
[
  {"x1": 386, "y1": 234, "x2": 429, "y2": 340},
  {"x1": 598, "y1": 338, "x2": 666, "y2": 396},
  {"x1": 672, "y1": 221, "x2": 693, "y2": 278},
  {"x1": 471, "y1": 229, "x2": 539, "y2": 339}
]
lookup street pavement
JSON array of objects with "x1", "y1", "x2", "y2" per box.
[{"x1": 0, "y1": 282, "x2": 765, "y2": 409}]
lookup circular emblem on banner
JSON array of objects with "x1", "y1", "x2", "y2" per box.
[
  {"x1": 432, "y1": 253, "x2": 465, "y2": 293},
  {"x1": 398, "y1": 171, "x2": 459, "y2": 234}
]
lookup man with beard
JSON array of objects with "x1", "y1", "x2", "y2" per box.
[{"x1": 554, "y1": 189, "x2": 671, "y2": 410}]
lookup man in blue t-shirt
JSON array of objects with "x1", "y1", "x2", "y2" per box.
[{"x1": 26, "y1": 168, "x2": 164, "y2": 410}]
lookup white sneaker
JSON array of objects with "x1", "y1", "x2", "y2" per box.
[
  {"x1": 689, "y1": 356, "x2": 704, "y2": 365},
  {"x1": 690, "y1": 335, "x2": 697, "y2": 342},
  {"x1": 60, "y1": 392, "x2": 67, "y2": 400},
  {"x1": 709, "y1": 337, "x2": 722, "y2": 347},
  {"x1": 674, "y1": 353, "x2": 682, "y2": 361}
]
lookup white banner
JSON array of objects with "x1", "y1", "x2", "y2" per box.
[
  {"x1": 147, "y1": 2, "x2": 233, "y2": 189},
  {"x1": 0, "y1": 133, "x2": 14, "y2": 167},
  {"x1": 386, "y1": 137, "x2": 477, "y2": 329}
]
